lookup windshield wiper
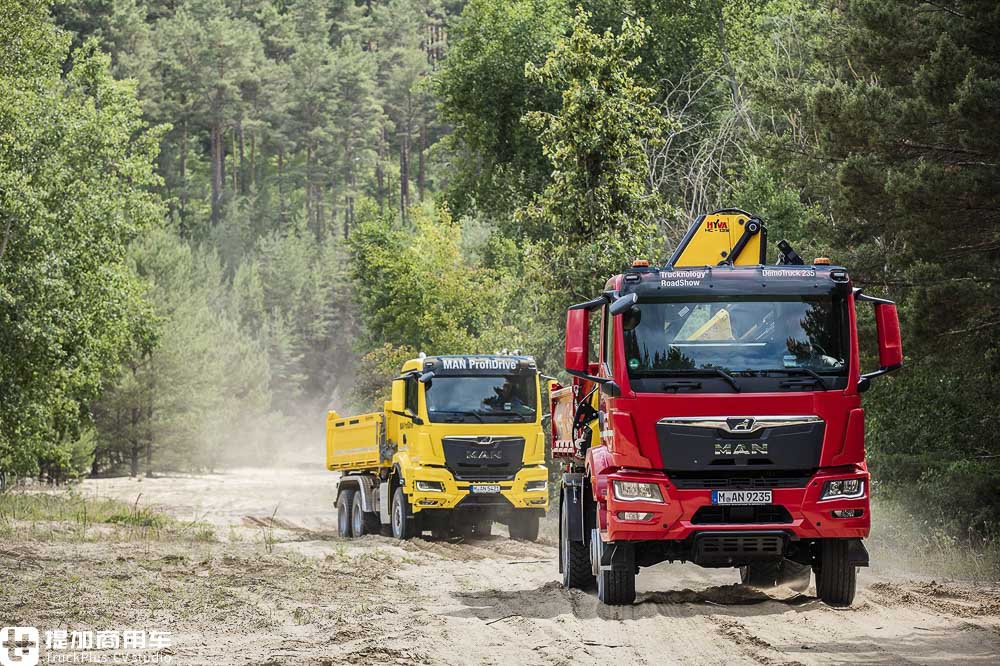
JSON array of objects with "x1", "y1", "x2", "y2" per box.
[
  {"x1": 651, "y1": 368, "x2": 741, "y2": 392},
  {"x1": 758, "y1": 368, "x2": 829, "y2": 390},
  {"x1": 430, "y1": 410, "x2": 484, "y2": 423},
  {"x1": 474, "y1": 410, "x2": 531, "y2": 422}
]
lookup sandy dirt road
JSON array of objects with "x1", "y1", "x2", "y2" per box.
[{"x1": 69, "y1": 467, "x2": 1000, "y2": 665}]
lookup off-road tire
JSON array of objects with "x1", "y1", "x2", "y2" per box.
[
  {"x1": 350, "y1": 492, "x2": 380, "y2": 537},
  {"x1": 337, "y1": 489, "x2": 356, "y2": 538},
  {"x1": 740, "y1": 560, "x2": 782, "y2": 588},
  {"x1": 816, "y1": 540, "x2": 857, "y2": 607},
  {"x1": 391, "y1": 487, "x2": 417, "y2": 540},
  {"x1": 596, "y1": 540, "x2": 636, "y2": 606},
  {"x1": 508, "y1": 513, "x2": 539, "y2": 541},
  {"x1": 560, "y1": 499, "x2": 594, "y2": 589}
]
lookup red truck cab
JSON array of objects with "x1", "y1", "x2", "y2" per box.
[{"x1": 553, "y1": 211, "x2": 903, "y2": 606}]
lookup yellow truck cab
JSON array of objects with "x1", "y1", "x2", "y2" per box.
[{"x1": 327, "y1": 354, "x2": 549, "y2": 541}]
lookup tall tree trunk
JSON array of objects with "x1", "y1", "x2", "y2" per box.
[
  {"x1": 277, "y1": 146, "x2": 286, "y2": 225},
  {"x1": 238, "y1": 121, "x2": 247, "y2": 195},
  {"x1": 376, "y1": 131, "x2": 385, "y2": 212},
  {"x1": 179, "y1": 119, "x2": 188, "y2": 227},
  {"x1": 418, "y1": 121, "x2": 426, "y2": 202},
  {"x1": 399, "y1": 126, "x2": 410, "y2": 223},
  {"x1": 210, "y1": 124, "x2": 224, "y2": 224}
]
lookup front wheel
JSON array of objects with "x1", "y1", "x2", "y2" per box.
[
  {"x1": 508, "y1": 513, "x2": 539, "y2": 541},
  {"x1": 560, "y1": 498, "x2": 594, "y2": 590},
  {"x1": 337, "y1": 489, "x2": 356, "y2": 538},
  {"x1": 816, "y1": 540, "x2": 857, "y2": 606},
  {"x1": 391, "y1": 487, "x2": 417, "y2": 540}
]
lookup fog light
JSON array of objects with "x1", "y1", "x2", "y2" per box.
[
  {"x1": 617, "y1": 511, "x2": 653, "y2": 521},
  {"x1": 416, "y1": 480, "x2": 443, "y2": 492},
  {"x1": 525, "y1": 480, "x2": 547, "y2": 492},
  {"x1": 821, "y1": 478, "x2": 865, "y2": 500},
  {"x1": 831, "y1": 509, "x2": 864, "y2": 519}
]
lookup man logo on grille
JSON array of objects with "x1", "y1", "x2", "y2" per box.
[
  {"x1": 1, "y1": 627, "x2": 39, "y2": 666},
  {"x1": 728, "y1": 418, "x2": 756, "y2": 432}
]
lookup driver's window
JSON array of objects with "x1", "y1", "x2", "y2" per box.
[{"x1": 405, "y1": 376, "x2": 419, "y2": 414}]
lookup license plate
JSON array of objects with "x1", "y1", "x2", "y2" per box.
[
  {"x1": 471, "y1": 484, "x2": 501, "y2": 494},
  {"x1": 712, "y1": 490, "x2": 772, "y2": 505}
]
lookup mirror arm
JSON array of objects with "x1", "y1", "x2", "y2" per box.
[
  {"x1": 860, "y1": 364, "x2": 902, "y2": 382},
  {"x1": 569, "y1": 294, "x2": 610, "y2": 311},
  {"x1": 566, "y1": 369, "x2": 613, "y2": 384}
]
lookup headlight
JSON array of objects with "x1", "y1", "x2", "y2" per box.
[
  {"x1": 525, "y1": 480, "x2": 547, "y2": 492},
  {"x1": 415, "y1": 480, "x2": 443, "y2": 492},
  {"x1": 821, "y1": 478, "x2": 864, "y2": 500},
  {"x1": 613, "y1": 480, "x2": 664, "y2": 502}
]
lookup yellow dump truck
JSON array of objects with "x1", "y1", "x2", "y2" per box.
[{"x1": 327, "y1": 354, "x2": 549, "y2": 540}]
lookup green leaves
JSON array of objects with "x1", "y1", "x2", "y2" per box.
[{"x1": 0, "y1": 0, "x2": 164, "y2": 477}]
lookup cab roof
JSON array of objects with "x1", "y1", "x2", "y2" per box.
[{"x1": 604, "y1": 263, "x2": 852, "y2": 299}]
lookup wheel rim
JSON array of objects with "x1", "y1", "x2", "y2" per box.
[
  {"x1": 352, "y1": 501, "x2": 363, "y2": 535},
  {"x1": 392, "y1": 497, "x2": 402, "y2": 537}
]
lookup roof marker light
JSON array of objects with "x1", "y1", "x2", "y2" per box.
[
  {"x1": 813, "y1": 257, "x2": 831, "y2": 265},
  {"x1": 632, "y1": 259, "x2": 650, "y2": 267}
]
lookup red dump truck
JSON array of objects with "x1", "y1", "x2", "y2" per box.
[{"x1": 552, "y1": 209, "x2": 903, "y2": 605}]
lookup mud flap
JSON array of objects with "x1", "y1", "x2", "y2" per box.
[
  {"x1": 847, "y1": 539, "x2": 870, "y2": 567},
  {"x1": 562, "y1": 473, "x2": 586, "y2": 543}
]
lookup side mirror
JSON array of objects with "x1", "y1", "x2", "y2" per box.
[
  {"x1": 875, "y1": 303, "x2": 903, "y2": 369},
  {"x1": 565, "y1": 308, "x2": 590, "y2": 375},
  {"x1": 390, "y1": 379, "x2": 405, "y2": 413},
  {"x1": 858, "y1": 296, "x2": 903, "y2": 389},
  {"x1": 609, "y1": 293, "x2": 638, "y2": 316},
  {"x1": 419, "y1": 371, "x2": 434, "y2": 386}
]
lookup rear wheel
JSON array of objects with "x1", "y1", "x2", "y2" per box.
[
  {"x1": 560, "y1": 498, "x2": 594, "y2": 590},
  {"x1": 816, "y1": 540, "x2": 857, "y2": 607},
  {"x1": 350, "y1": 492, "x2": 380, "y2": 537},
  {"x1": 508, "y1": 513, "x2": 539, "y2": 541},
  {"x1": 391, "y1": 487, "x2": 417, "y2": 540},
  {"x1": 337, "y1": 489, "x2": 356, "y2": 538}
]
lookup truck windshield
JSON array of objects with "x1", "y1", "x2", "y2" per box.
[
  {"x1": 622, "y1": 295, "x2": 849, "y2": 377},
  {"x1": 425, "y1": 374, "x2": 538, "y2": 423}
]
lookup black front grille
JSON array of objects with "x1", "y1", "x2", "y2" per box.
[
  {"x1": 694, "y1": 532, "x2": 786, "y2": 563},
  {"x1": 670, "y1": 473, "x2": 811, "y2": 490},
  {"x1": 691, "y1": 505, "x2": 793, "y2": 525},
  {"x1": 441, "y1": 436, "x2": 524, "y2": 481}
]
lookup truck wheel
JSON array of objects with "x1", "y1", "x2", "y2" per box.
[
  {"x1": 474, "y1": 519, "x2": 492, "y2": 537},
  {"x1": 508, "y1": 513, "x2": 539, "y2": 541},
  {"x1": 350, "y1": 492, "x2": 380, "y2": 537},
  {"x1": 596, "y1": 544, "x2": 636, "y2": 606},
  {"x1": 816, "y1": 540, "x2": 857, "y2": 607},
  {"x1": 391, "y1": 487, "x2": 417, "y2": 540},
  {"x1": 337, "y1": 489, "x2": 356, "y2": 538},
  {"x1": 560, "y1": 499, "x2": 594, "y2": 589},
  {"x1": 740, "y1": 561, "x2": 781, "y2": 588}
]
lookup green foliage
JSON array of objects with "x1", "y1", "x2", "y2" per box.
[{"x1": 0, "y1": 0, "x2": 163, "y2": 479}]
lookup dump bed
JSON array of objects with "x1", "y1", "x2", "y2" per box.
[{"x1": 325, "y1": 410, "x2": 388, "y2": 471}]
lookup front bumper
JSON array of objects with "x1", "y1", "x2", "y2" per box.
[
  {"x1": 603, "y1": 467, "x2": 870, "y2": 542},
  {"x1": 405, "y1": 464, "x2": 549, "y2": 513}
]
